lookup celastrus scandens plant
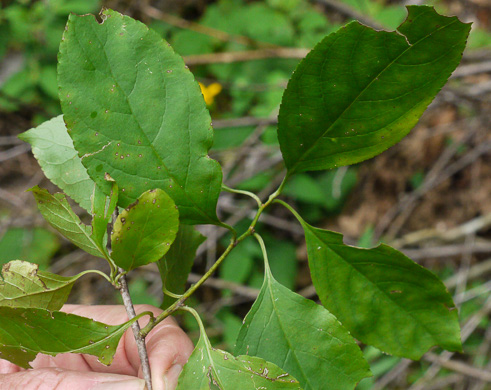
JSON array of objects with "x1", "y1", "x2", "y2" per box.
[{"x1": 3, "y1": 5, "x2": 470, "y2": 389}]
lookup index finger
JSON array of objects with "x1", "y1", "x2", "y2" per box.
[
  {"x1": 64, "y1": 304, "x2": 194, "y2": 389},
  {"x1": 19, "y1": 304, "x2": 193, "y2": 390}
]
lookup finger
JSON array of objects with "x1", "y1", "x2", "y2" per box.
[
  {"x1": 60, "y1": 304, "x2": 159, "y2": 376},
  {"x1": 140, "y1": 315, "x2": 194, "y2": 390},
  {"x1": 25, "y1": 305, "x2": 149, "y2": 375},
  {"x1": 62, "y1": 304, "x2": 194, "y2": 389},
  {"x1": 0, "y1": 368, "x2": 145, "y2": 390},
  {"x1": 0, "y1": 358, "x2": 21, "y2": 374}
]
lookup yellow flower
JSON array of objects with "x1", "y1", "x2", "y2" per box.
[{"x1": 199, "y1": 82, "x2": 222, "y2": 106}]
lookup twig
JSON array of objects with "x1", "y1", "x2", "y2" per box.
[
  {"x1": 188, "y1": 272, "x2": 259, "y2": 299},
  {"x1": 424, "y1": 353, "x2": 491, "y2": 383},
  {"x1": 376, "y1": 129, "x2": 491, "y2": 240},
  {"x1": 454, "y1": 280, "x2": 491, "y2": 305},
  {"x1": 0, "y1": 144, "x2": 30, "y2": 163},
  {"x1": 312, "y1": 0, "x2": 384, "y2": 30},
  {"x1": 0, "y1": 187, "x2": 24, "y2": 208},
  {"x1": 184, "y1": 48, "x2": 309, "y2": 65},
  {"x1": 142, "y1": 5, "x2": 277, "y2": 49},
  {"x1": 451, "y1": 60, "x2": 491, "y2": 78},
  {"x1": 118, "y1": 269, "x2": 153, "y2": 390},
  {"x1": 391, "y1": 213, "x2": 491, "y2": 248},
  {"x1": 456, "y1": 79, "x2": 491, "y2": 97},
  {"x1": 0, "y1": 52, "x2": 24, "y2": 86},
  {"x1": 212, "y1": 116, "x2": 278, "y2": 129},
  {"x1": 221, "y1": 116, "x2": 276, "y2": 179},
  {"x1": 424, "y1": 373, "x2": 464, "y2": 390},
  {"x1": 49, "y1": 250, "x2": 87, "y2": 273},
  {"x1": 445, "y1": 257, "x2": 491, "y2": 289},
  {"x1": 454, "y1": 234, "x2": 474, "y2": 308},
  {"x1": 469, "y1": 326, "x2": 491, "y2": 390},
  {"x1": 0, "y1": 136, "x2": 23, "y2": 146},
  {"x1": 401, "y1": 242, "x2": 491, "y2": 261}
]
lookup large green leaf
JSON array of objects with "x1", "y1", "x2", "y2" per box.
[
  {"x1": 277, "y1": 6, "x2": 470, "y2": 175},
  {"x1": 30, "y1": 186, "x2": 105, "y2": 259},
  {"x1": 235, "y1": 258, "x2": 371, "y2": 390},
  {"x1": 0, "y1": 260, "x2": 80, "y2": 311},
  {"x1": 58, "y1": 9, "x2": 222, "y2": 225},
  {"x1": 0, "y1": 306, "x2": 142, "y2": 368},
  {"x1": 19, "y1": 116, "x2": 99, "y2": 212},
  {"x1": 177, "y1": 324, "x2": 301, "y2": 389},
  {"x1": 111, "y1": 189, "x2": 179, "y2": 271},
  {"x1": 158, "y1": 224, "x2": 205, "y2": 310},
  {"x1": 299, "y1": 221, "x2": 462, "y2": 359}
]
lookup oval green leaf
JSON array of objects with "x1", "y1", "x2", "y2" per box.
[
  {"x1": 111, "y1": 189, "x2": 179, "y2": 271},
  {"x1": 58, "y1": 9, "x2": 222, "y2": 225},
  {"x1": 235, "y1": 262, "x2": 371, "y2": 390},
  {"x1": 0, "y1": 307, "x2": 143, "y2": 368},
  {"x1": 19, "y1": 116, "x2": 100, "y2": 212},
  {"x1": 301, "y1": 222, "x2": 462, "y2": 359},
  {"x1": 177, "y1": 327, "x2": 301, "y2": 389},
  {"x1": 277, "y1": 6, "x2": 471, "y2": 175},
  {"x1": 30, "y1": 186, "x2": 105, "y2": 259},
  {"x1": 0, "y1": 260, "x2": 80, "y2": 311}
]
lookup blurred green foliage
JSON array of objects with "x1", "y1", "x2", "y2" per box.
[
  {"x1": 0, "y1": 0, "x2": 101, "y2": 115},
  {"x1": 0, "y1": 227, "x2": 60, "y2": 270}
]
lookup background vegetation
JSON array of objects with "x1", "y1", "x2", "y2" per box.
[{"x1": 1, "y1": 0, "x2": 490, "y2": 388}]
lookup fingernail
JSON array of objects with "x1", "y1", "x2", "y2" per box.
[
  {"x1": 93, "y1": 378, "x2": 146, "y2": 390},
  {"x1": 164, "y1": 364, "x2": 183, "y2": 389}
]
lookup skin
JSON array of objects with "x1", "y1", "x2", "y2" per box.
[{"x1": 0, "y1": 305, "x2": 194, "y2": 390}]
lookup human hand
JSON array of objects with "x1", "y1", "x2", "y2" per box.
[{"x1": 0, "y1": 304, "x2": 194, "y2": 390}]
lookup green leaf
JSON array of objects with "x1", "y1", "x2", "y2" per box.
[
  {"x1": 111, "y1": 189, "x2": 179, "y2": 271},
  {"x1": 277, "y1": 6, "x2": 471, "y2": 175},
  {"x1": 177, "y1": 326, "x2": 301, "y2": 389},
  {"x1": 29, "y1": 186, "x2": 105, "y2": 259},
  {"x1": 159, "y1": 225, "x2": 205, "y2": 310},
  {"x1": 0, "y1": 227, "x2": 59, "y2": 270},
  {"x1": 0, "y1": 306, "x2": 141, "y2": 368},
  {"x1": 58, "y1": 9, "x2": 223, "y2": 225},
  {"x1": 90, "y1": 181, "x2": 118, "y2": 256},
  {"x1": 0, "y1": 260, "x2": 80, "y2": 311},
  {"x1": 300, "y1": 221, "x2": 462, "y2": 359},
  {"x1": 235, "y1": 260, "x2": 371, "y2": 390},
  {"x1": 19, "y1": 116, "x2": 100, "y2": 212}
]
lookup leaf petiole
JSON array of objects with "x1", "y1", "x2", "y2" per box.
[
  {"x1": 222, "y1": 184, "x2": 262, "y2": 208},
  {"x1": 141, "y1": 176, "x2": 288, "y2": 337},
  {"x1": 253, "y1": 233, "x2": 271, "y2": 271},
  {"x1": 162, "y1": 286, "x2": 183, "y2": 299}
]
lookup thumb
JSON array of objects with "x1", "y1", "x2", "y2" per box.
[{"x1": 0, "y1": 368, "x2": 146, "y2": 390}]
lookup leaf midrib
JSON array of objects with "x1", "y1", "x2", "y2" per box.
[
  {"x1": 308, "y1": 227, "x2": 441, "y2": 350},
  {"x1": 265, "y1": 274, "x2": 312, "y2": 389},
  {"x1": 79, "y1": 19, "x2": 214, "y2": 223},
  {"x1": 288, "y1": 18, "x2": 459, "y2": 174},
  {"x1": 39, "y1": 191, "x2": 103, "y2": 258}
]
